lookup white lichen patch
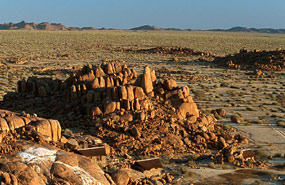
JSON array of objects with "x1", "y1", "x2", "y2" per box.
[
  {"x1": 54, "y1": 161, "x2": 101, "y2": 185},
  {"x1": 17, "y1": 147, "x2": 101, "y2": 185},
  {"x1": 18, "y1": 147, "x2": 57, "y2": 163}
]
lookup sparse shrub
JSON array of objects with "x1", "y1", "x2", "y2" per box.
[
  {"x1": 246, "y1": 106, "x2": 257, "y2": 111},
  {"x1": 245, "y1": 122, "x2": 252, "y2": 126},
  {"x1": 276, "y1": 94, "x2": 285, "y2": 107},
  {"x1": 187, "y1": 160, "x2": 196, "y2": 168},
  {"x1": 223, "y1": 124, "x2": 231, "y2": 130},
  {"x1": 230, "y1": 85, "x2": 240, "y2": 89},
  {"x1": 64, "y1": 128, "x2": 73, "y2": 135},
  {"x1": 227, "y1": 90, "x2": 238, "y2": 97},
  {"x1": 194, "y1": 90, "x2": 206, "y2": 100},
  {"x1": 220, "y1": 82, "x2": 229, "y2": 87},
  {"x1": 221, "y1": 164, "x2": 231, "y2": 169},
  {"x1": 208, "y1": 162, "x2": 215, "y2": 168},
  {"x1": 271, "y1": 114, "x2": 278, "y2": 118},
  {"x1": 277, "y1": 120, "x2": 285, "y2": 127},
  {"x1": 254, "y1": 150, "x2": 268, "y2": 160},
  {"x1": 254, "y1": 120, "x2": 264, "y2": 124},
  {"x1": 183, "y1": 171, "x2": 196, "y2": 178},
  {"x1": 274, "y1": 153, "x2": 282, "y2": 158}
]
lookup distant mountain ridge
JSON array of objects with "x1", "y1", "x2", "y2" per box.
[
  {"x1": 0, "y1": 21, "x2": 284, "y2": 34},
  {"x1": 210, "y1": 26, "x2": 285, "y2": 34},
  {"x1": 131, "y1": 25, "x2": 285, "y2": 33}
]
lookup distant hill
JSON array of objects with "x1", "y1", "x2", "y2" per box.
[
  {"x1": 81, "y1": 27, "x2": 97, "y2": 30},
  {"x1": 0, "y1": 21, "x2": 70, "y2": 31},
  {"x1": 210, "y1": 26, "x2": 285, "y2": 34},
  {"x1": 131, "y1": 25, "x2": 161, "y2": 31}
]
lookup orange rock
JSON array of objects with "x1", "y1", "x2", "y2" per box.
[
  {"x1": 164, "y1": 79, "x2": 177, "y2": 90},
  {"x1": 0, "y1": 118, "x2": 9, "y2": 132},
  {"x1": 134, "y1": 87, "x2": 145, "y2": 100},
  {"x1": 177, "y1": 102, "x2": 199, "y2": 120},
  {"x1": 91, "y1": 78, "x2": 100, "y2": 89},
  {"x1": 127, "y1": 86, "x2": 134, "y2": 100},
  {"x1": 104, "y1": 102, "x2": 116, "y2": 114},
  {"x1": 141, "y1": 66, "x2": 153, "y2": 94},
  {"x1": 99, "y1": 77, "x2": 105, "y2": 88},
  {"x1": 49, "y1": 120, "x2": 61, "y2": 142},
  {"x1": 91, "y1": 107, "x2": 102, "y2": 116},
  {"x1": 119, "y1": 86, "x2": 128, "y2": 100}
]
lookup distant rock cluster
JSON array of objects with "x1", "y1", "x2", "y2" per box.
[
  {"x1": 136, "y1": 46, "x2": 213, "y2": 57},
  {"x1": 213, "y1": 48, "x2": 285, "y2": 71}
]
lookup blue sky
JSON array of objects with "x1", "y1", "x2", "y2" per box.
[{"x1": 0, "y1": 0, "x2": 284, "y2": 29}]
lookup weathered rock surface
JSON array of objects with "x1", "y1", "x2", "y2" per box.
[{"x1": 0, "y1": 144, "x2": 110, "y2": 185}]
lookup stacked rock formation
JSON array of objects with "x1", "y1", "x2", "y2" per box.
[
  {"x1": 213, "y1": 48, "x2": 285, "y2": 71},
  {"x1": 17, "y1": 77, "x2": 63, "y2": 97},
  {"x1": 63, "y1": 61, "x2": 159, "y2": 118}
]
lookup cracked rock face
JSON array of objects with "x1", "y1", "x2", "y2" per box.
[{"x1": 0, "y1": 146, "x2": 110, "y2": 185}]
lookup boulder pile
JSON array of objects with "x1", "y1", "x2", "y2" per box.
[
  {"x1": 213, "y1": 48, "x2": 285, "y2": 71},
  {"x1": 1, "y1": 61, "x2": 262, "y2": 169},
  {"x1": 136, "y1": 46, "x2": 212, "y2": 57}
]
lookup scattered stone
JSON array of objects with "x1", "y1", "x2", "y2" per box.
[
  {"x1": 111, "y1": 170, "x2": 130, "y2": 185},
  {"x1": 77, "y1": 145, "x2": 109, "y2": 156},
  {"x1": 65, "y1": 138, "x2": 79, "y2": 150},
  {"x1": 132, "y1": 158, "x2": 162, "y2": 172},
  {"x1": 216, "y1": 108, "x2": 226, "y2": 117},
  {"x1": 231, "y1": 115, "x2": 242, "y2": 123}
]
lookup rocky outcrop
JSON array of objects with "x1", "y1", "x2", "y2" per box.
[
  {"x1": 0, "y1": 110, "x2": 61, "y2": 143},
  {"x1": 4, "y1": 61, "x2": 251, "y2": 166}
]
